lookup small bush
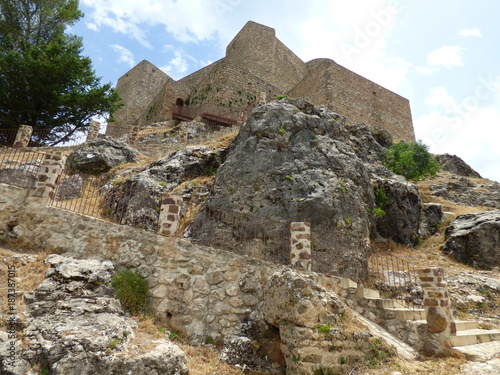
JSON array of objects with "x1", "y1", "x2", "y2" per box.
[
  {"x1": 276, "y1": 94, "x2": 289, "y2": 100},
  {"x1": 374, "y1": 185, "x2": 389, "y2": 208},
  {"x1": 384, "y1": 141, "x2": 440, "y2": 181},
  {"x1": 111, "y1": 270, "x2": 151, "y2": 316}
]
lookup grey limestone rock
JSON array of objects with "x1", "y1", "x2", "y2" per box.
[
  {"x1": 190, "y1": 98, "x2": 376, "y2": 280},
  {"x1": 103, "y1": 145, "x2": 224, "y2": 231},
  {"x1": 1, "y1": 255, "x2": 188, "y2": 375},
  {"x1": 373, "y1": 177, "x2": 421, "y2": 246},
  {"x1": 419, "y1": 203, "x2": 443, "y2": 239},
  {"x1": 435, "y1": 153, "x2": 482, "y2": 178},
  {"x1": 442, "y1": 210, "x2": 500, "y2": 270},
  {"x1": 66, "y1": 136, "x2": 139, "y2": 174}
]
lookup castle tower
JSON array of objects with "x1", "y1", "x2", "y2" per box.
[{"x1": 225, "y1": 21, "x2": 307, "y2": 92}]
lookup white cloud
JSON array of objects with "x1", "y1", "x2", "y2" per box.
[
  {"x1": 160, "y1": 49, "x2": 196, "y2": 80},
  {"x1": 415, "y1": 87, "x2": 500, "y2": 182},
  {"x1": 459, "y1": 28, "x2": 482, "y2": 37},
  {"x1": 426, "y1": 46, "x2": 464, "y2": 69},
  {"x1": 110, "y1": 44, "x2": 135, "y2": 67}
]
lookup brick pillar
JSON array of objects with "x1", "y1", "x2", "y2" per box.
[
  {"x1": 86, "y1": 120, "x2": 101, "y2": 142},
  {"x1": 13, "y1": 125, "x2": 33, "y2": 148},
  {"x1": 290, "y1": 222, "x2": 312, "y2": 271},
  {"x1": 127, "y1": 126, "x2": 139, "y2": 144},
  {"x1": 417, "y1": 267, "x2": 456, "y2": 356},
  {"x1": 157, "y1": 194, "x2": 183, "y2": 236},
  {"x1": 30, "y1": 151, "x2": 67, "y2": 204}
]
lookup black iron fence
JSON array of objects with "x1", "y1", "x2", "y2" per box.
[
  {"x1": 187, "y1": 205, "x2": 290, "y2": 265},
  {"x1": 0, "y1": 148, "x2": 45, "y2": 189},
  {"x1": 50, "y1": 170, "x2": 162, "y2": 232},
  {"x1": 368, "y1": 251, "x2": 423, "y2": 312}
]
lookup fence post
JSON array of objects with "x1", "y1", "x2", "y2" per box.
[
  {"x1": 127, "y1": 126, "x2": 139, "y2": 145},
  {"x1": 29, "y1": 151, "x2": 67, "y2": 204},
  {"x1": 85, "y1": 120, "x2": 101, "y2": 142},
  {"x1": 290, "y1": 222, "x2": 312, "y2": 271},
  {"x1": 13, "y1": 125, "x2": 33, "y2": 148},
  {"x1": 157, "y1": 194, "x2": 183, "y2": 236},
  {"x1": 417, "y1": 267, "x2": 455, "y2": 356}
]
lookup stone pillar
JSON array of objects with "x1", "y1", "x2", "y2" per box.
[
  {"x1": 29, "y1": 151, "x2": 67, "y2": 204},
  {"x1": 417, "y1": 267, "x2": 456, "y2": 356},
  {"x1": 290, "y1": 222, "x2": 312, "y2": 271},
  {"x1": 256, "y1": 92, "x2": 267, "y2": 107},
  {"x1": 85, "y1": 120, "x2": 101, "y2": 142},
  {"x1": 13, "y1": 125, "x2": 33, "y2": 148},
  {"x1": 157, "y1": 194, "x2": 183, "y2": 236},
  {"x1": 127, "y1": 126, "x2": 139, "y2": 144}
]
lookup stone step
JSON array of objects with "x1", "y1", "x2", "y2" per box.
[
  {"x1": 450, "y1": 329, "x2": 500, "y2": 347},
  {"x1": 454, "y1": 320, "x2": 480, "y2": 331},
  {"x1": 356, "y1": 286, "x2": 380, "y2": 299},
  {"x1": 340, "y1": 277, "x2": 357, "y2": 289},
  {"x1": 453, "y1": 340, "x2": 500, "y2": 361},
  {"x1": 365, "y1": 297, "x2": 407, "y2": 309},
  {"x1": 385, "y1": 308, "x2": 426, "y2": 321}
]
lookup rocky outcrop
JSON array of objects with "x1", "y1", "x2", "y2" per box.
[
  {"x1": 0, "y1": 255, "x2": 188, "y2": 375},
  {"x1": 260, "y1": 269, "x2": 385, "y2": 375},
  {"x1": 190, "y1": 99, "x2": 383, "y2": 281},
  {"x1": 103, "y1": 145, "x2": 224, "y2": 231},
  {"x1": 66, "y1": 136, "x2": 139, "y2": 174},
  {"x1": 442, "y1": 210, "x2": 500, "y2": 270},
  {"x1": 428, "y1": 174, "x2": 500, "y2": 208},
  {"x1": 419, "y1": 203, "x2": 443, "y2": 239},
  {"x1": 435, "y1": 154, "x2": 482, "y2": 178},
  {"x1": 374, "y1": 177, "x2": 421, "y2": 246}
]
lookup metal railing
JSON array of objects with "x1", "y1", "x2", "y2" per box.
[
  {"x1": 368, "y1": 251, "x2": 422, "y2": 313},
  {"x1": 50, "y1": 170, "x2": 162, "y2": 233},
  {"x1": 0, "y1": 129, "x2": 18, "y2": 148},
  {"x1": 186, "y1": 205, "x2": 290, "y2": 265},
  {"x1": 311, "y1": 229, "x2": 371, "y2": 280},
  {"x1": 0, "y1": 148, "x2": 45, "y2": 189}
]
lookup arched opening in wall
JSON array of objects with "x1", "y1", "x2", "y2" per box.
[{"x1": 176, "y1": 98, "x2": 184, "y2": 106}]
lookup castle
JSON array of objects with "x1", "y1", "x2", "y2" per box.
[{"x1": 112, "y1": 21, "x2": 415, "y2": 142}]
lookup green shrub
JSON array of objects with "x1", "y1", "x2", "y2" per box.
[
  {"x1": 276, "y1": 94, "x2": 289, "y2": 100},
  {"x1": 374, "y1": 186, "x2": 389, "y2": 208},
  {"x1": 111, "y1": 270, "x2": 151, "y2": 316},
  {"x1": 384, "y1": 141, "x2": 440, "y2": 181}
]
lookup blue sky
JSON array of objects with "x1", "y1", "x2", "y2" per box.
[{"x1": 71, "y1": 0, "x2": 500, "y2": 182}]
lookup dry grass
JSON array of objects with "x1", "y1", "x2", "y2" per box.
[{"x1": 0, "y1": 246, "x2": 55, "y2": 329}]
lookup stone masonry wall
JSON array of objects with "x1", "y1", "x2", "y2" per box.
[
  {"x1": 225, "y1": 21, "x2": 307, "y2": 92},
  {"x1": 112, "y1": 60, "x2": 171, "y2": 129},
  {"x1": 289, "y1": 59, "x2": 415, "y2": 142},
  {"x1": 0, "y1": 183, "x2": 283, "y2": 343}
]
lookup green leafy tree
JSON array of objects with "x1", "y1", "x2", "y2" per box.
[
  {"x1": 384, "y1": 141, "x2": 441, "y2": 181},
  {"x1": 0, "y1": 0, "x2": 121, "y2": 145}
]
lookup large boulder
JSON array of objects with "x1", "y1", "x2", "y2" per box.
[
  {"x1": 419, "y1": 203, "x2": 443, "y2": 239},
  {"x1": 66, "y1": 136, "x2": 139, "y2": 174},
  {"x1": 190, "y1": 99, "x2": 376, "y2": 281},
  {"x1": 0, "y1": 255, "x2": 188, "y2": 375},
  {"x1": 374, "y1": 177, "x2": 421, "y2": 246},
  {"x1": 103, "y1": 145, "x2": 224, "y2": 231},
  {"x1": 434, "y1": 153, "x2": 482, "y2": 178},
  {"x1": 442, "y1": 210, "x2": 500, "y2": 270}
]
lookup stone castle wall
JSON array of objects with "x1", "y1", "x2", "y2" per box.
[
  {"x1": 113, "y1": 21, "x2": 415, "y2": 143},
  {"x1": 225, "y1": 21, "x2": 307, "y2": 92},
  {"x1": 288, "y1": 59, "x2": 415, "y2": 142}
]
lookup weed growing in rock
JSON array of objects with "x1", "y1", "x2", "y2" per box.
[
  {"x1": 111, "y1": 269, "x2": 151, "y2": 316},
  {"x1": 314, "y1": 322, "x2": 332, "y2": 335},
  {"x1": 367, "y1": 337, "x2": 390, "y2": 367},
  {"x1": 276, "y1": 94, "x2": 289, "y2": 100},
  {"x1": 169, "y1": 330, "x2": 180, "y2": 340},
  {"x1": 108, "y1": 337, "x2": 120, "y2": 349},
  {"x1": 205, "y1": 336, "x2": 213, "y2": 344},
  {"x1": 279, "y1": 128, "x2": 286, "y2": 134}
]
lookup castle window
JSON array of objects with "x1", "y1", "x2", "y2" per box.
[{"x1": 176, "y1": 98, "x2": 184, "y2": 106}]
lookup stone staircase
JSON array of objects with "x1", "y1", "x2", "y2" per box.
[{"x1": 335, "y1": 276, "x2": 500, "y2": 356}]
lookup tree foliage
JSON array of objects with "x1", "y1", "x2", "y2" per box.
[
  {"x1": 384, "y1": 141, "x2": 441, "y2": 181},
  {"x1": 0, "y1": 0, "x2": 121, "y2": 145}
]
